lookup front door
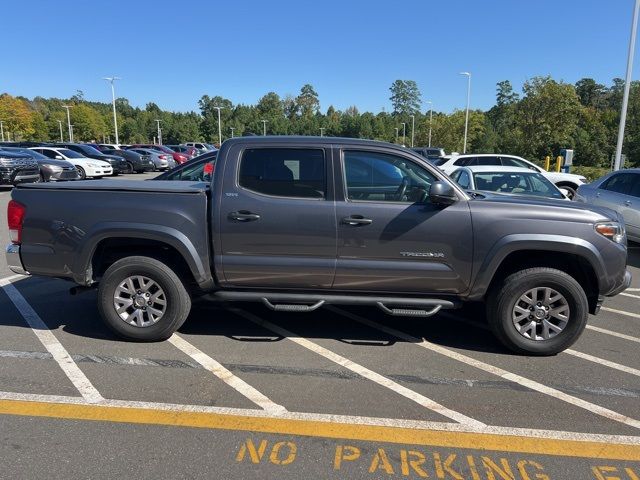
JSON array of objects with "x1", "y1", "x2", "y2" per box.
[
  {"x1": 333, "y1": 148, "x2": 473, "y2": 294},
  {"x1": 218, "y1": 146, "x2": 336, "y2": 289}
]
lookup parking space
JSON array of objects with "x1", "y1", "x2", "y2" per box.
[{"x1": 0, "y1": 188, "x2": 639, "y2": 478}]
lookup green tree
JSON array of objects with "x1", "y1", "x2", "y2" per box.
[
  {"x1": 389, "y1": 80, "x2": 421, "y2": 115},
  {"x1": 295, "y1": 84, "x2": 320, "y2": 118}
]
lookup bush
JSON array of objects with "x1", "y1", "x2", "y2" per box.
[{"x1": 569, "y1": 165, "x2": 610, "y2": 182}]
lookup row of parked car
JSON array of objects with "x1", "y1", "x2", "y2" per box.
[{"x1": 0, "y1": 141, "x2": 217, "y2": 184}]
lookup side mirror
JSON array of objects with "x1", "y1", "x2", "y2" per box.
[
  {"x1": 429, "y1": 181, "x2": 458, "y2": 206},
  {"x1": 55, "y1": 155, "x2": 63, "y2": 160}
]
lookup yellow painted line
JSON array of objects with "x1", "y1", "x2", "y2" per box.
[{"x1": 1, "y1": 399, "x2": 639, "y2": 461}]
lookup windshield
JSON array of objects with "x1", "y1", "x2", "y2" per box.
[
  {"x1": 472, "y1": 171, "x2": 563, "y2": 199},
  {"x1": 77, "y1": 145, "x2": 103, "y2": 156},
  {"x1": 2, "y1": 147, "x2": 49, "y2": 160},
  {"x1": 58, "y1": 149, "x2": 85, "y2": 159}
]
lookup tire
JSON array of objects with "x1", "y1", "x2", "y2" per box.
[
  {"x1": 125, "y1": 162, "x2": 134, "y2": 174},
  {"x1": 557, "y1": 184, "x2": 577, "y2": 200},
  {"x1": 39, "y1": 173, "x2": 46, "y2": 183},
  {"x1": 97, "y1": 256, "x2": 191, "y2": 341},
  {"x1": 77, "y1": 166, "x2": 86, "y2": 180},
  {"x1": 486, "y1": 267, "x2": 588, "y2": 356}
]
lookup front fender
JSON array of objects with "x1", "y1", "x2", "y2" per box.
[
  {"x1": 74, "y1": 222, "x2": 213, "y2": 288},
  {"x1": 467, "y1": 234, "x2": 605, "y2": 300}
]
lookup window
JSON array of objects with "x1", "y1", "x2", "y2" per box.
[
  {"x1": 343, "y1": 150, "x2": 437, "y2": 203},
  {"x1": 457, "y1": 170, "x2": 471, "y2": 189},
  {"x1": 628, "y1": 174, "x2": 640, "y2": 198},
  {"x1": 453, "y1": 157, "x2": 473, "y2": 166},
  {"x1": 472, "y1": 172, "x2": 563, "y2": 199},
  {"x1": 164, "y1": 159, "x2": 216, "y2": 182},
  {"x1": 476, "y1": 156, "x2": 501, "y2": 166},
  {"x1": 601, "y1": 173, "x2": 635, "y2": 195},
  {"x1": 239, "y1": 148, "x2": 325, "y2": 198},
  {"x1": 39, "y1": 149, "x2": 58, "y2": 159},
  {"x1": 500, "y1": 156, "x2": 540, "y2": 172}
]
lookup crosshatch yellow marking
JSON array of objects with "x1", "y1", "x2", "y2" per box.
[{"x1": 1, "y1": 399, "x2": 640, "y2": 461}]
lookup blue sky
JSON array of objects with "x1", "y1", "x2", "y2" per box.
[{"x1": 2, "y1": 0, "x2": 639, "y2": 114}]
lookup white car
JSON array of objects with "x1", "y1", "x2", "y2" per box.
[
  {"x1": 30, "y1": 147, "x2": 113, "y2": 179},
  {"x1": 449, "y1": 166, "x2": 570, "y2": 201},
  {"x1": 435, "y1": 154, "x2": 586, "y2": 199}
]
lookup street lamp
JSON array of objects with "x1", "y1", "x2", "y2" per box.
[
  {"x1": 57, "y1": 120, "x2": 63, "y2": 142},
  {"x1": 102, "y1": 76, "x2": 121, "y2": 145},
  {"x1": 230, "y1": 127, "x2": 235, "y2": 138},
  {"x1": 614, "y1": 0, "x2": 640, "y2": 171},
  {"x1": 425, "y1": 101, "x2": 433, "y2": 147},
  {"x1": 261, "y1": 120, "x2": 268, "y2": 136},
  {"x1": 401, "y1": 122, "x2": 406, "y2": 146},
  {"x1": 62, "y1": 105, "x2": 73, "y2": 141},
  {"x1": 69, "y1": 124, "x2": 74, "y2": 142},
  {"x1": 0, "y1": 120, "x2": 4, "y2": 142},
  {"x1": 410, "y1": 114, "x2": 415, "y2": 148},
  {"x1": 460, "y1": 72, "x2": 471, "y2": 154},
  {"x1": 320, "y1": 127, "x2": 325, "y2": 137},
  {"x1": 155, "y1": 119, "x2": 162, "y2": 145},
  {"x1": 394, "y1": 127, "x2": 399, "y2": 143},
  {"x1": 213, "y1": 106, "x2": 222, "y2": 146}
]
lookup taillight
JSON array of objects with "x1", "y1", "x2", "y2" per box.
[
  {"x1": 7, "y1": 200, "x2": 26, "y2": 244},
  {"x1": 159, "y1": 155, "x2": 167, "y2": 159}
]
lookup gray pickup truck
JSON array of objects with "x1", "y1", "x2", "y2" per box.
[{"x1": 5, "y1": 137, "x2": 631, "y2": 355}]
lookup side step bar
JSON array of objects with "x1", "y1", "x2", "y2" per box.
[{"x1": 209, "y1": 291, "x2": 458, "y2": 318}]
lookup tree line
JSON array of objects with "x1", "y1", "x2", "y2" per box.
[{"x1": 1, "y1": 76, "x2": 639, "y2": 171}]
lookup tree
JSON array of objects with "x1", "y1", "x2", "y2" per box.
[
  {"x1": 0, "y1": 94, "x2": 36, "y2": 140},
  {"x1": 295, "y1": 84, "x2": 320, "y2": 118},
  {"x1": 389, "y1": 80, "x2": 421, "y2": 115},
  {"x1": 575, "y1": 78, "x2": 606, "y2": 108},
  {"x1": 496, "y1": 80, "x2": 519, "y2": 107}
]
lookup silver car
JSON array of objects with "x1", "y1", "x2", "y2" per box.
[
  {"x1": 575, "y1": 169, "x2": 640, "y2": 243},
  {"x1": 127, "y1": 148, "x2": 175, "y2": 171}
]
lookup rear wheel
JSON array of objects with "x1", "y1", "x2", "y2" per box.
[
  {"x1": 487, "y1": 267, "x2": 588, "y2": 355},
  {"x1": 98, "y1": 256, "x2": 191, "y2": 341},
  {"x1": 557, "y1": 184, "x2": 577, "y2": 200},
  {"x1": 125, "y1": 162, "x2": 134, "y2": 174}
]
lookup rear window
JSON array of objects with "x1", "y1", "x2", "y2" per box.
[{"x1": 239, "y1": 148, "x2": 325, "y2": 199}]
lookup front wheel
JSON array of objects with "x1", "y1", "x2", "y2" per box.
[
  {"x1": 76, "y1": 166, "x2": 86, "y2": 180},
  {"x1": 487, "y1": 267, "x2": 588, "y2": 356},
  {"x1": 97, "y1": 256, "x2": 191, "y2": 341}
]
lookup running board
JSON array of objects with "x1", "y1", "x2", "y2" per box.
[{"x1": 209, "y1": 291, "x2": 458, "y2": 317}]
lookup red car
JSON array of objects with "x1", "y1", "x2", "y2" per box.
[{"x1": 127, "y1": 144, "x2": 189, "y2": 165}]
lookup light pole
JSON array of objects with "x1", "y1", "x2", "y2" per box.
[
  {"x1": 460, "y1": 72, "x2": 471, "y2": 153},
  {"x1": 320, "y1": 127, "x2": 325, "y2": 137},
  {"x1": 62, "y1": 105, "x2": 73, "y2": 141},
  {"x1": 70, "y1": 125, "x2": 74, "y2": 142},
  {"x1": 425, "y1": 101, "x2": 433, "y2": 147},
  {"x1": 57, "y1": 120, "x2": 63, "y2": 142},
  {"x1": 0, "y1": 120, "x2": 4, "y2": 142},
  {"x1": 155, "y1": 119, "x2": 162, "y2": 145},
  {"x1": 213, "y1": 106, "x2": 222, "y2": 146},
  {"x1": 401, "y1": 122, "x2": 406, "y2": 145},
  {"x1": 410, "y1": 114, "x2": 415, "y2": 147},
  {"x1": 261, "y1": 120, "x2": 268, "y2": 136},
  {"x1": 102, "y1": 76, "x2": 121, "y2": 144},
  {"x1": 614, "y1": 0, "x2": 640, "y2": 171},
  {"x1": 230, "y1": 127, "x2": 235, "y2": 138},
  {"x1": 394, "y1": 127, "x2": 399, "y2": 143}
]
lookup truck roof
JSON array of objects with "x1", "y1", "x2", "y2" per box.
[{"x1": 222, "y1": 136, "x2": 402, "y2": 149}]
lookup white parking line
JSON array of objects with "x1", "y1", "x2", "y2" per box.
[
  {"x1": 601, "y1": 306, "x2": 640, "y2": 319},
  {"x1": 331, "y1": 307, "x2": 640, "y2": 430},
  {"x1": 1, "y1": 390, "x2": 639, "y2": 447},
  {"x1": 586, "y1": 325, "x2": 640, "y2": 344},
  {"x1": 0, "y1": 279, "x2": 104, "y2": 404},
  {"x1": 167, "y1": 334, "x2": 286, "y2": 414},
  {"x1": 565, "y1": 350, "x2": 640, "y2": 377},
  {"x1": 626, "y1": 288, "x2": 640, "y2": 292},
  {"x1": 0, "y1": 274, "x2": 26, "y2": 284},
  {"x1": 234, "y1": 309, "x2": 486, "y2": 428},
  {"x1": 620, "y1": 292, "x2": 640, "y2": 300}
]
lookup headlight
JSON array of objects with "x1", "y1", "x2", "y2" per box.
[
  {"x1": 43, "y1": 164, "x2": 63, "y2": 172},
  {"x1": 87, "y1": 162, "x2": 100, "y2": 167},
  {"x1": 577, "y1": 176, "x2": 587, "y2": 183},
  {"x1": 595, "y1": 222, "x2": 625, "y2": 244}
]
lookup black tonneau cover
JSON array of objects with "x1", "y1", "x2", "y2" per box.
[{"x1": 17, "y1": 180, "x2": 208, "y2": 194}]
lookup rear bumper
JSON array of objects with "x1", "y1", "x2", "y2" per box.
[{"x1": 5, "y1": 244, "x2": 29, "y2": 276}]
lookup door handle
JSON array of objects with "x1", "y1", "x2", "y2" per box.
[
  {"x1": 228, "y1": 211, "x2": 260, "y2": 222},
  {"x1": 341, "y1": 215, "x2": 373, "y2": 226}
]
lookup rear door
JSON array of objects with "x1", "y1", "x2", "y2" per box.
[
  {"x1": 333, "y1": 147, "x2": 473, "y2": 294},
  {"x1": 218, "y1": 145, "x2": 336, "y2": 288}
]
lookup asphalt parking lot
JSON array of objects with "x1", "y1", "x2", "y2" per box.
[{"x1": 0, "y1": 177, "x2": 639, "y2": 479}]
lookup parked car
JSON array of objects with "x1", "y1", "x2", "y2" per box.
[
  {"x1": 30, "y1": 147, "x2": 113, "y2": 179},
  {"x1": 436, "y1": 154, "x2": 587, "y2": 199},
  {"x1": 0, "y1": 151, "x2": 40, "y2": 186},
  {"x1": 575, "y1": 169, "x2": 640, "y2": 243},
  {"x1": 56, "y1": 143, "x2": 128, "y2": 175},
  {"x1": 449, "y1": 166, "x2": 569, "y2": 201},
  {"x1": 126, "y1": 148, "x2": 174, "y2": 171},
  {"x1": 0, "y1": 146, "x2": 78, "y2": 182},
  {"x1": 166, "y1": 144, "x2": 198, "y2": 158},
  {"x1": 154, "y1": 150, "x2": 217, "y2": 181},
  {"x1": 100, "y1": 148, "x2": 155, "y2": 173},
  {"x1": 411, "y1": 147, "x2": 446, "y2": 162},
  {"x1": 127, "y1": 144, "x2": 189, "y2": 165},
  {"x1": 98, "y1": 143, "x2": 122, "y2": 150},
  {"x1": 7, "y1": 137, "x2": 631, "y2": 356},
  {"x1": 182, "y1": 142, "x2": 216, "y2": 154}
]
